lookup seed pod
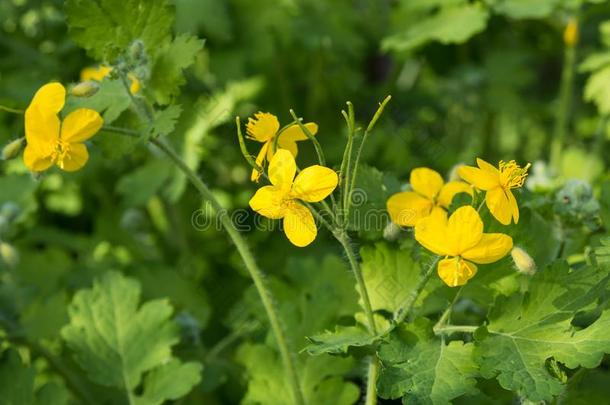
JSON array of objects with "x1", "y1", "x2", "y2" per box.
[
  {"x1": 564, "y1": 18, "x2": 579, "y2": 47},
  {"x1": 511, "y1": 246, "x2": 536, "y2": 275},
  {"x1": 1, "y1": 137, "x2": 25, "y2": 161},
  {"x1": 70, "y1": 81, "x2": 100, "y2": 97}
]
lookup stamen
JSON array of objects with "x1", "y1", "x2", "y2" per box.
[{"x1": 499, "y1": 160, "x2": 530, "y2": 189}]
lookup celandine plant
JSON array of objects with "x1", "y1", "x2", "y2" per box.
[{"x1": 2, "y1": 1, "x2": 610, "y2": 404}]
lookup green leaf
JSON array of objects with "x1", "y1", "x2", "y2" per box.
[
  {"x1": 0, "y1": 349, "x2": 35, "y2": 405},
  {"x1": 360, "y1": 242, "x2": 422, "y2": 313},
  {"x1": 584, "y1": 66, "x2": 610, "y2": 114},
  {"x1": 475, "y1": 261, "x2": 610, "y2": 401},
  {"x1": 490, "y1": 0, "x2": 561, "y2": 19},
  {"x1": 305, "y1": 325, "x2": 376, "y2": 355},
  {"x1": 149, "y1": 34, "x2": 204, "y2": 105},
  {"x1": 135, "y1": 360, "x2": 203, "y2": 405},
  {"x1": 150, "y1": 105, "x2": 183, "y2": 137},
  {"x1": 61, "y1": 271, "x2": 201, "y2": 401},
  {"x1": 65, "y1": 0, "x2": 174, "y2": 60},
  {"x1": 377, "y1": 318, "x2": 479, "y2": 404},
  {"x1": 115, "y1": 159, "x2": 173, "y2": 206},
  {"x1": 383, "y1": 3, "x2": 489, "y2": 52}
]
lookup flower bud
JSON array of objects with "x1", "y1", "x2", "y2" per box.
[
  {"x1": 383, "y1": 221, "x2": 401, "y2": 241},
  {"x1": 70, "y1": 81, "x2": 100, "y2": 97},
  {"x1": 129, "y1": 39, "x2": 146, "y2": 61},
  {"x1": 564, "y1": 18, "x2": 579, "y2": 47},
  {"x1": 1, "y1": 137, "x2": 24, "y2": 161},
  {"x1": 0, "y1": 242, "x2": 19, "y2": 269},
  {"x1": 511, "y1": 246, "x2": 536, "y2": 275},
  {"x1": 448, "y1": 163, "x2": 465, "y2": 182}
]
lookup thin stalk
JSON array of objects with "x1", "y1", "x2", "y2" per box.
[
  {"x1": 340, "y1": 103, "x2": 356, "y2": 222},
  {"x1": 151, "y1": 138, "x2": 305, "y2": 405},
  {"x1": 288, "y1": 109, "x2": 326, "y2": 166},
  {"x1": 433, "y1": 325, "x2": 477, "y2": 335},
  {"x1": 235, "y1": 117, "x2": 263, "y2": 174},
  {"x1": 433, "y1": 287, "x2": 464, "y2": 334},
  {"x1": 345, "y1": 96, "x2": 391, "y2": 220},
  {"x1": 118, "y1": 74, "x2": 305, "y2": 405},
  {"x1": 392, "y1": 256, "x2": 439, "y2": 326},
  {"x1": 365, "y1": 356, "x2": 380, "y2": 405},
  {"x1": 549, "y1": 24, "x2": 578, "y2": 171},
  {"x1": 0, "y1": 105, "x2": 24, "y2": 114}
]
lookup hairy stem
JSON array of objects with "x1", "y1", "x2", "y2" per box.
[
  {"x1": 433, "y1": 325, "x2": 478, "y2": 335},
  {"x1": 365, "y1": 356, "x2": 380, "y2": 405}
]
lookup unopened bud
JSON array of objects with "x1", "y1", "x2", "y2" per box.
[
  {"x1": 70, "y1": 81, "x2": 100, "y2": 97},
  {"x1": 448, "y1": 163, "x2": 465, "y2": 182},
  {"x1": 129, "y1": 39, "x2": 146, "y2": 61},
  {"x1": 383, "y1": 221, "x2": 401, "y2": 241},
  {"x1": 0, "y1": 242, "x2": 19, "y2": 269},
  {"x1": 564, "y1": 18, "x2": 579, "y2": 47},
  {"x1": 511, "y1": 246, "x2": 536, "y2": 275},
  {"x1": 1, "y1": 137, "x2": 24, "y2": 161}
]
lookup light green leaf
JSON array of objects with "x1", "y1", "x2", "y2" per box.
[
  {"x1": 116, "y1": 159, "x2": 173, "y2": 206},
  {"x1": 377, "y1": 318, "x2": 479, "y2": 404},
  {"x1": 584, "y1": 65, "x2": 610, "y2": 114},
  {"x1": 305, "y1": 325, "x2": 376, "y2": 355},
  {"x1": 151, "y1": 105, "x2": 183, "y2": 137},
  {"x1": 149, "y1": 34, "x2": 204, "y2": 105},
  {"x1": 475, "y1": 261, "x2": 610, "y2": 401},
  {"x1": 360, "y1": 242, "x2": 422, "y2": 313},
  {"x1": 65, "y1": 0, "x2": 174, "y2": 60},
  {"x1": 135, "y1": 360, "x2": 203, "y2": 405},
  {"x1": 579, "y1": 52, "x2": 610, "y2": 73},
  {"x1": 61, "y1": 272, "x2": 189, "y2": 392},
  {"x1": 490, "y1": 0, "x2": 561, "y2": 19},
  {"x1": 383, "y1": 4, "x2": 489, "y2": 52}
]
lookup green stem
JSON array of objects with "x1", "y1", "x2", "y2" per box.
[
  {"x1": 150, "y1": 138, "x2": 305, "y2": 405},
  {"x1": 392, "y1": 256, "x2": 439, "y2": 326},
  {"x1": 365, "y1": 356, "x2": 380, "y2": 405},
  {"x1": 345, "y1": 96, "x2": 391, "y2": 221},
  {"x1": 550, "y1": 28, "x2": 578, "y2": 171},
  {"x1": 433, "y1": 325, "x2": 477, "y2": 335},
  {"x1": 288, "y1": 109, "x2": 326, "y2": 166},
  {"x1": 340, "y1": 103, "x2": 356, "y2": 223}
]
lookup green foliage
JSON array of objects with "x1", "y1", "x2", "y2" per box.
[
  {"x1": 378, "y1": 319, "x2": 479, "y2": 404},
  {"x1": 65, "y1": 0, "x2": 174, "y2": 60},
  {"x1": 0, "y1": 349, "x2": 36, "y2": 405},
  {"x1": 61, "y1": 272, "x2": 202, "y2": 401},
  {"x1": 475, "y1": 261, "x2": 610, "y2": 401}
]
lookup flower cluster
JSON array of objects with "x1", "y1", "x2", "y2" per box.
[{"x1": 387, "y1": 158, "x2": 530, "y2": 287}]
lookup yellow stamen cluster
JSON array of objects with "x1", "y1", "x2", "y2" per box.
[
  {"x1": 246, "y1": 112, "x2": 279, "y2": 141},
  {"x1": 499, "y1": 160, "x2": 531, "y2": 189}
]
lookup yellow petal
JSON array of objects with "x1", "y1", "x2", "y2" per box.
[
  {"x1": 28, "y1": 82, "x2": 65, "y2": 113},
  {"x1": 445, "y1": 206, "x2": 483, "y2": 255},
  {"x1": 280, "y1": 122, "x2": 318, "y2": 141},
  {"x1": 414, "y1": 208, "x2": 449, "y2": 256},
  {"x1": 291, "y1": 166, "x2": 338, "y2": 202},
  {"x1": 437, "y1": 181, "x2": 473, "y2": 208},
  {"x1": 127, "y1": 73, "x2": 141, "y2": 94},
  {"x1": 23, "y1": 144, "x2": 54, "y2": 172},
  {"x1": 507, "y1": 190, "x2": 519, "y2": 224},
  {"x1": 458, "y1": 165, "x2": 500, "y2": 191},
  {"x1": 386, "y1": 191, "x2": 433, "y2": 226},
  {"x1": 283, "y1": 203, "x2": 317, "y2": 247},
  {"x1": 24, "y1": 105, "x2": 60, "y2": 146},
  {"x1": 80, "y1": 66, "x2": 112, "y2": 82},
  {"x1": 278, "y1": 137, "x2": 299, "y2": 158},
  {"x1": 249, "y1": 185, "x2": 287, "y2": 219},
  {"x1": 485, "y1": 187, "x2": 512, "y2": 225},
  {"x1": 268, "y1": 149, "x2": 296, "y2": 191},
  {"x1": 61, "y1": 109, "x2": 103, "y2": 143},
  {"x1": 251, "y1": 141, "x2": 270, "y2": 182},
  {"x1": 437, "y1": 258, "x2": 478, "y2": 287},
  {"x1": 476, "y1": 158, "x2": 500, "y2": 174},
  {"x1": 59, "y1": 143, "x2": 89, "y2": 172},
  {"x1": 462, "y1": 233, "x2": 513, "y2": 264},
  {"x1": 410, "y1": 167, "x2": 444, "y2": 199}
]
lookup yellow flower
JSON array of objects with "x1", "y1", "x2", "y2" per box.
[
  {"x1": 386, "y1": 167, "x2": 472, "y2": 226},
  {"x1": 80, "y1": 65, "x2": 140, "y2": 94},
  {"x1": 415, "y1": 206, "x2": 513, "y2": 287},
  {"x1": 563, "y1": 18, "x2": 579, "y2": 47},
  {"x1": 246, "y1": 112, "x2": 318, "y2": 182},
  {"x1": 458, "y1": 159, "x2": 530, "y2": 225},
  {"x1": 249, "y1": 149, "x2": 338, "y2": 247},
  {"x1": 23, "y1": 82, "x2": 103, "y2": 172}
]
